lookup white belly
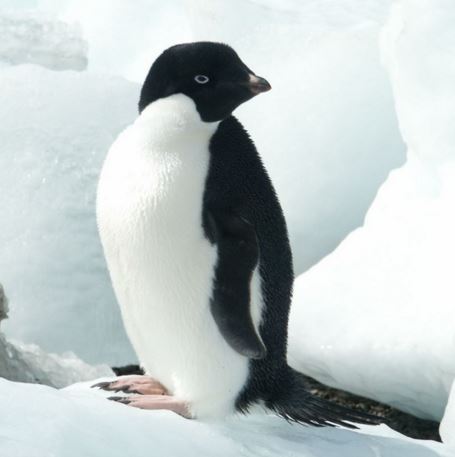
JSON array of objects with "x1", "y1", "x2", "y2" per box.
[{"x1": 96, "y1": 95, "x2": 250, "y2": 418}]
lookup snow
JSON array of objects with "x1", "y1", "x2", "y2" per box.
[
  {"x1": 0, "y1": 377, "x2": 451, "y2": 457},
  {"x1": 0, "y1": 65, "x2": 137, "y2": 365},
  {"x1": 440, "y1": 380, "x2": 455, "y2": 447},
  {"x1": 289, "y1": 0, "x2": 455, "y2": 422},
  {"x1": 0, "y1": 10, "x2": 87, "y2": 71}
]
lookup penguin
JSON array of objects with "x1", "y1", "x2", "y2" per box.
[{"x1": 95, "y1": 42, "x2": 376, "y2": 426}]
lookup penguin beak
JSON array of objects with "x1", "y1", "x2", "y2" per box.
[{"x1": 247, "y1": 74, "x2": 272, "y2": 95}]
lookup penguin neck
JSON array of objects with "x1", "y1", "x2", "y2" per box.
[{"x1": 135, "y1": 94, "x2": 219, "y2": 149}]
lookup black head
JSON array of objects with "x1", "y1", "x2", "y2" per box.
[{"x1": 138, "y1": 42, "x2": 271, "y2": 122}]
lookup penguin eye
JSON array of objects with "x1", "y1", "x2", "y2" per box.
[{"x1": 194, "y1": 74, "x2": 210, "y2": 84}]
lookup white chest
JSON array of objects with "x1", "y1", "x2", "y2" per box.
[{"x1": 96, "y1": 95, "x2": 250, "y2": 418}]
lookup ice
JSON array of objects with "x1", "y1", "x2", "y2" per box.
[
  {"x1": 0, "y1": 377, "x2": 451, "y2": 457},
  {"x1": 0, "y1": 65, "x2": 138, "y2": 365},
  {"x1": 0, "y1": 10, "x2": 87, "y2": 71},
  {"x1": 289, "y1": 0, "x2": 455, "y2": 421}
]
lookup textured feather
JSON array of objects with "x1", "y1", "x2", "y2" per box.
[{"x1": 265, "y1": 369, "x2": 380, "y2": 428}]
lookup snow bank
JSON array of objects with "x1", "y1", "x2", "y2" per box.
[
  {"x1": 0, "y1": 10, "x2": 87, "y2": 71},
  {"x1": 0, "y1": 378, "x2": 450, "y2": 457},
  {"x1": 289, "y1": 0, "x2": 455, "y2": 421},
  {"x1": 0, "y1": 64, "x2": 137, "y2": 365}
]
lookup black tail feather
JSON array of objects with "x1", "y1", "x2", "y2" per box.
[{"x1": 266, "y1": 369, "x2": 381, "y2": 429}]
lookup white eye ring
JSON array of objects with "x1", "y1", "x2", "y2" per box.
[{"x1": 194, "y1": 74, "x2": 210, "y2": 84}]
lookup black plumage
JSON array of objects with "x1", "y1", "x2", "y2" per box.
[{"x1": 204, "y1": 116, "x2": 375, "y2": 427}]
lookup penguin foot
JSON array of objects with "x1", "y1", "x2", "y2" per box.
[
  {"x1": 92, "y1": 375, "x2": 168, "y2": 395},
  {"x1": 109, "y1": 394, "x2": 191, "y2": 418}
]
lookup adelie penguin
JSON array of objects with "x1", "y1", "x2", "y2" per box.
[{"x1": 95, "y1": 41, "x2": 375, "y2": 426}]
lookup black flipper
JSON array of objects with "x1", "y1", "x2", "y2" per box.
[
  {"x1": 207, "y1": 210, "x2": 266, "y2": 359},
  {"x1": 265, "y1": 368, "x2": 380, "y2": 428}
]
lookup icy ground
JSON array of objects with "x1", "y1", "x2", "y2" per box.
[
  {"x1": 0, "y1": 377, "x2": 452, "y2": 457},
  {"x1": 289, "y1": 0, "x2": 455, "y2": 423}
]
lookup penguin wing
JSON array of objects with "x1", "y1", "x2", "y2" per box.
[{"x1": 207, "y1": 209, "x2": 266, "y2": 359}]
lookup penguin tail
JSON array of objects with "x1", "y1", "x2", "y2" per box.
[{"x1": 265, "y1": 368, "x2": 381, "y2": 429}]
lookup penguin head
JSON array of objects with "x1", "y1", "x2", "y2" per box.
[{"x1": 139, "y1": 42, "x2": 271, "y2": 122}]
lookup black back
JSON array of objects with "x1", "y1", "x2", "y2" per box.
[{"x1": 202, "y1": 116, "x2": 294, "y2": 407}]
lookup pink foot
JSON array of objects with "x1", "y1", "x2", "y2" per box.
[
  {"x1": 110, "y1": 394, "x2": 191, "y2": 418},
  {"x1": 92, "y1": 375, "x2": 168, "y2": 395}
]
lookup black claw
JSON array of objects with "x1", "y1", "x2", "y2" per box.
[
  {"x1": 91, "y1": 381, "x2": 112, "y2": 389},
  {"x1": 92, "y1": 381, "x2": 144, "y2": 396},
  {"x1": 108, "y1": 396, "x2": 131, "y2": 405},
  {"x1": 91, "y1": 380, "x2": 142, "y2": 395}
]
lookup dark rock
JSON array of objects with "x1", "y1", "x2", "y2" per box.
[{"x1": 0, "y1": 283, "x2": 8, "y2": 323}]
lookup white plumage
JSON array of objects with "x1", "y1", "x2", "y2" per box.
[{"x1": 97, "y1": 94, "x2": 260, "y2": 418}]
